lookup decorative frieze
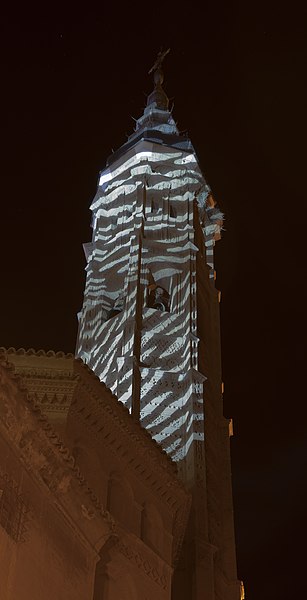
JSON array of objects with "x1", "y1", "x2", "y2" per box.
[
  {"x1": 116, "y1": 539, "x2": 168, "y2": 590},
  {"x1": 0, "y1": 469, "x2": 30, "y2": 543}
]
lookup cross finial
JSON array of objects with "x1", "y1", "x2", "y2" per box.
[{"x1": 148, "y1": 48, "x2": 170, "y2": 87}]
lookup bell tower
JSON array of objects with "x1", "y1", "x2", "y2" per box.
[{"x1": 76, "y1": 52, "x2": 242, "y2": 600}]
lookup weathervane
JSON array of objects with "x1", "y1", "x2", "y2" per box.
[{"x1": 148, "y1": 48, "x2": 170, "y2": 87}]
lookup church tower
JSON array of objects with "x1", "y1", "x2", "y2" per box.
[{"x1": 76, "y1": 52, "x2": 242, "y2": 600}]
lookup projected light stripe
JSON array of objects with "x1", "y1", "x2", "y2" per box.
[{"x1": 77, "y1": 138, "x2": 222, "y2": 461}]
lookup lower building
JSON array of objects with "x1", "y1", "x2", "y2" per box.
[{"x1": 0, "y1": 348, "x2": 190, "y2": 600}]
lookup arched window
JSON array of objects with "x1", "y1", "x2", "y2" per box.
[
  {"x1": 72, "y1": 445, "x2": 106, "y2": 503},
  {"x1": 141, "y1": 502, "x2": 164, "y2": 556},
  {"x1": 169, "y1": 203, "x2": 177, "y2": 218},
  {"x1": 151, "y1": 198, "x2": 158, "y2": 213},
  {"x1": 148, "y1": 285, "x2": 170, "y2": 312},
  {"x1": 107, "y1": 473, "x2": 135, "y2": 531},
  {"x1": 93, "y1": 557, "x2": 138, "y2": 600}
]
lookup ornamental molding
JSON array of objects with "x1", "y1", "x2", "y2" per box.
[
  {"x1": 0, "y1": 467, "x2": 31, "y2": 543},
  {"x1": 0, "y1": 348, "x2": 191, "y2": 564},
  {"x1": 115, "y1": 538, "x2": 168, "y2": 590},
  {"x1": 10, "y1": 368, "x2": 75, "y2": 379},
  {"x1": 0, "y1": 357, "x2": 114, "y2": 550},
  {"x1": 0, "y1": 347, "x2": 74, "y2": 359},
  {"x1": 0, "y1": 348, "x2": 78, "y2": 417}
]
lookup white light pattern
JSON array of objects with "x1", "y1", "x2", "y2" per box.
[{"x1": 76, "y1": 139, "x2": 222, "y2": 462}]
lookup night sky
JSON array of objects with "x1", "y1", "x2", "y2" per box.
[{"x1": 2, "y1": 3, "x2": 307, "y2": 598}]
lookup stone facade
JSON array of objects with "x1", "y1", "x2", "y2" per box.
[{"x1": 0, "y1": 348, "x2": 190, "y2": 600}]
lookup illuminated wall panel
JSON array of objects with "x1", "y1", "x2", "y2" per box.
[{"x1": 76, "y1": 111, "x2": 223, "y2": 464}]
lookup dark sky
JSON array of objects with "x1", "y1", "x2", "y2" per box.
[{"x1": 1, "y1": 3, "x2": 307, "y2": 598}]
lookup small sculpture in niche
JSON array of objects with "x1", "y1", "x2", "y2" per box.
[{"x1": 148, "y1": 284, "x2": 170, "y2": 312}]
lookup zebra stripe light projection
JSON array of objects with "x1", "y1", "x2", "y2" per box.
[{"x1": 76, "y1": 67, "x2": 223, "y2": 468}]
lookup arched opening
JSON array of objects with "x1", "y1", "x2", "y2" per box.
[
  {"x1": 105, "y1": 570, "x2": 137, "y2": 600},
  {"x1": 107, "y1": 473, "x2": 135, "y2": 532},
  {"x1": 141, "y1": 501, "x2": 165, "y2": 557},
  {"x1": 93, "y1": 546, "x2": 138, "y2": 600},
  {"x1": 148, "y1": 284, "x2": 170, "y2": 312}
]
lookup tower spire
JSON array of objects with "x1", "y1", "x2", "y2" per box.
[{"x1": 77, "y1": 60, "x2": 242, "y2": 600}]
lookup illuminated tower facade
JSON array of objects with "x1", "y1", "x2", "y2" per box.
[{"x1": 76, "y1": 54, "x2": 242, "y2": 600}]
